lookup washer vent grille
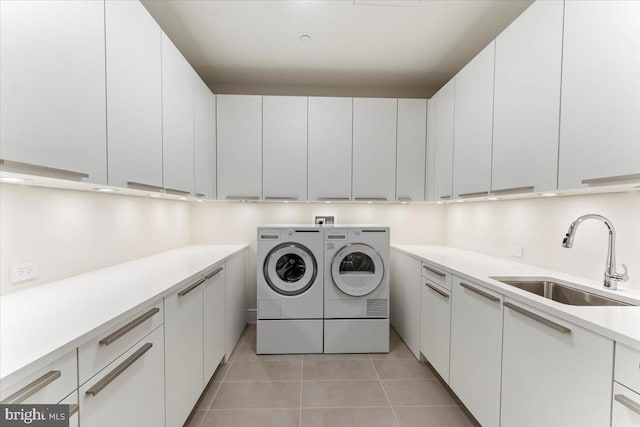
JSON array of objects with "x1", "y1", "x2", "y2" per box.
[{"x1": 366, "y1": 299, "x2": 388, "y2": 317}]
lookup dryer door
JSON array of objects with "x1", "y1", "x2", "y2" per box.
[
  {"x1": 264, "y1": 243, "x2": 318, "y2": 296},
  {"x1": 331, "y1": 243, "x2": 384, "y2": 297}
]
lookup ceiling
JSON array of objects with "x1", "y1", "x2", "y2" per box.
[{"x1": 142, "y1": 0, "x2": 533, "y2": 98}]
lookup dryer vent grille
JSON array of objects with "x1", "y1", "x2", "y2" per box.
[{"x1": 366, "y1": 299, "x2": 388, "y2": 317}]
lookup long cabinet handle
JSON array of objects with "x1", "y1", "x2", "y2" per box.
[
  {"x1": 85, "y1": 343, "x2": 153, "y2": 397},
  {"x1": 99, "y1": 307, "x2": 160, "y2": 346},
  {"x1": 264, "y1": 196, "x2": 299, "y2": 200},
  {"x1": 458, "y1": 191, "x2": 489, "y2": 198},
  {"x1": 317, "y1": 197, "x2": 351, "y2": 201},
  {"x1": 225, "y1": 195, "x2": 260, "y2": 200},
  {"x1": 195, "y1": 193, "x2": 205, "y2": 198},
  {"x1": 439, "y1": 195, "x2": 451, "y2": 200},
  {"x1": 1, "y1": 371, "x2": 61, "y2": 404},
  {"x1": 491, "y1": 186, "x2": 534, "y2": 195},
  {"x1": 178, "y1": 278, "x2": 205, "y2": 297},
  {"x1": 504, "y1": 302, "x2": 571, "y2": 334},
  {"x1": 354, "y1": 197, "x2": 388, "y2": 201},
  {"x1": 0, "y1": 159, "x2": 89, "y2": 180},
  {"x1": 615, "y1": 394, "x2": 640, "y2": 416},
  {"x1": 164, "y1": 187, "x2": 190, "y2": 196},
  {"x1": 397, "y1": 197, "x2": 413, "y2": 201},
  {"x1": 426, "y1": 283, "x2": 449, "y2": 299},
  {"x1": 205, "y1": 267, "x2": 224, "y2": 280},
  {"x1": 68, "y1": 404, "x2": 79, "y2": 417},
  {"x1": 423, "y1": 264, "x2": 446, "y2": 278},
  {"x1": 460, "y1": 282, "x2": 500, "y2": 302},
  {"x1": 127, "y1": 181, "x2": 163, "y2": 191},
  {"x1": 582, "y1": 173, "x2": 640, "y2": 185}
]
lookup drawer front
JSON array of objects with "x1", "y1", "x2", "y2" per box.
[
  {"x1": 613, "y1": 382, "x2": 640, "y2": 427},
  {"x1": 615, "y1": 343, "x2": 640, "y2": 393},
  {"x1": 79, "y1": 326, "x2": 165, "y2": 427},
  {"x1": 420, "y1": 279, "x2": 451, "y2": 382},
  {"x1": 78, "y1": 299, "x2": 163, "y2": 385},
  {"x1": 59, "y1": 390, "x2": 79, "y2": 427},
  {"x1": 0, "y1": 349, "x2": 77, "y2": 405},
  {"x1": 421, "y1": 262, "x2": 451, "y2": 290}
]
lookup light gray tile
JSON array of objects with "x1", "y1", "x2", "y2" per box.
[
  {"x1": 212, "y1": 363, "x2": 230, "y2": 382},
  {"x1": 201, "y1": 408, "x2": 299, "y2": 427},
  {"x1": 184, "y1": 410, "x2": 207, "y2": 427},
  {"x1": 197, "y1": 382, "x2": 222, "y2": 410},
  {"x1": 240, "y1": 324, "x2": 256, "y2": 344},
  {"x1": 373, "y1": 359, "x2": 436, "y2": 380},
  {"x1": 303, "y1": 359, "x2": 378, "y2": 380},
  {"x1": 369, "y1": 338, "x2": 415, "y2": 360},
  {"x1": 302, "y1": 407, "x2": 398, "y2": 427},
  {"x1": 212, "y1": 381, "x2": 301, "y2": 409},
  {"x1": 383, "y1": 379, "x2": 456, "y2": 406},
  {"x1": 302, "y1": 380, "x2": 389, "y2": 408},
  {"x1": 225, "y1": 359, "x2": 302, "y2": 381},
  {"x1": 394, "y1": 405, "x2": 477, "y2": 427}
]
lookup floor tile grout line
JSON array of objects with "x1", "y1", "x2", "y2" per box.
[{"x1": 371, "y1": 358, "x2": 402, "y2": 427}]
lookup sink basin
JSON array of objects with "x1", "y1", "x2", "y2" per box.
[{"x1": 490, "y1": 277, "x2": 632, "y2": 307}]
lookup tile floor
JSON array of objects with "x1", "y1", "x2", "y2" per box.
[{"x1": 186, "y1": 324, "x2": 478, "y2": 427}]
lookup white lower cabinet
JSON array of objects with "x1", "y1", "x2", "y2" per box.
[
  {"x1": 79, "y1": 327, "x2": 165, "y2": 427},
  {"x1": 390, "y1": 250, "x2": 422, "y2": 359},
  {"x1": 449, "y1": 277, "x2": 503, "y2": 427},
  {"x1": 612, "y1": 382, "x2": 640, "y2": 427},
  {"x1": 420, "y1": 279, "x2": 451, "y2": 382},
  {"x1": 501, "y1": 298, "x2": 613, "y2": 427},
  {"x1": 60, "y1": 391, "x2": 79, "y2": 427},
  {"x1": 225, "y1": 250, "x2": 248, "y2": 360},
  {"x1": 203, "y1": 265, "x2": 226, "y2": 381},
  {"x1": 164, "y1": 277, "x2": 205, "y2": 427}
]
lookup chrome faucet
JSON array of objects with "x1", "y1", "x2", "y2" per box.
[{"x1": 562, "y1": 214, "x2": 629, "y2": 290}]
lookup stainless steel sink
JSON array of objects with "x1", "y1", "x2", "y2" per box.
[{"x1": 490, "y1": 277, "x2": 632, "y2": 307}]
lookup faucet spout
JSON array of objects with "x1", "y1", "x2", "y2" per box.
[{"x1": 561, "y1": 214, "x2": 629, "y2": 290}]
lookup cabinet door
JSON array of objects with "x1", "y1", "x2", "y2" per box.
[
  {"x1": 262, "y1": 96, "x2": 307, "y2": 201},
  {"x1": 389, "y1": 250, "x2": 421, "y2": 359},
  {"x1": 0, "y1": 0, "x2": 106, "y2": 184},
  {"x1": 225, "y1": 251, "x2": 247, "y2": 359},
  {"x1": 105, "y1": 0, "x2": 162, "y2": 190},
  {"x1": 450, "y1": 277, "x2": 502, "y2": 427},
  {"x1": 194, "y1": 74, "x2": 215, "y2": 199},
  {"x1": 203, "y1": 266, "x2": 226, "y2": 382},
  {"x1": 501, "y1": 299, "x2": 613, "y2": 427},
  {"x1": 396, "y1": 99, "x2": 427, "y2": 202},
  {"x1": 352, "y1": 98, "x2": 397, "y2": 201},
  {"x1": 433, "y1": 80, "x2": 455, "y2": 201},
  {"x1": 79, "y1": 327, "x2": 165, "y2": 427},
  {"x1": 420, "y1": 280, "x2": 451, "y2": 382},
  {"x1": 164, "y1": 279, "x2": 204, "y2": 427},
  {"x1": 612, "y1": 383, "x2": 640, "y2": 427},
  {"x1": 162, "y1": 33, "x2": 194, "y2": 195},
  {"x1": 308, "y1": 97, "x2": 352, "y2": 201},
  {"x1": 453, "y1": 42, "x2": 495, "y2": 199},
  {"x1": 217, "y1": 95, "x2": 262, "y2": 200},
  {"x1": 559, "y1": 1, "x2": 640, "y2": 189},
  {"x1": 425, "y1": 99, "x2": 436, "y2": 201},
  {"x1": 492, "y1": 0, "x2": 563, "y2": 194}
]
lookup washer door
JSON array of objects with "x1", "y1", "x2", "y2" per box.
[
  {"x1": 264, "y1": 243, "x2": 318, "y2": 296},
  {"x1": 331, "y1": 243, "x2": 384, "y2": 297}
]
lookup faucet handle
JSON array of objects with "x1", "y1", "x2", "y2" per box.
[{"x1": 619, "y1": 264, "x2": 629, "y2": 282}]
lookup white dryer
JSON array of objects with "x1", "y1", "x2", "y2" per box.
[
  {"x1": 324, "y1": 226, "x2": 390, "y2": 353},
  {"x1": 257, "y1": 225, "x2": 324, "y2": 354}
]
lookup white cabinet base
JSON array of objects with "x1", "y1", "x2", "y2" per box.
[
  {"x1": 324, "y1": 319, "x2": 389, "y2": 354},
  {"x1": 257, "y1": 320, "x2": 323, "y2": 354}
]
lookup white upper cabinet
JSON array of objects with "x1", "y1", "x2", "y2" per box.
[
  {"x1": 352, "y1": 98, "x2": 397, "y2": 201},
  {"x1": 453, "y1": 42, "x2": 495, "y2": 199},
  {"x1": 307, "y1": 97, "x2": 353, "y2": 201},
  {"x1": 433, "y1": 80, "x2": 455, "y2": 201},
  {"x1": 162, "y1": 33, "x2": 194, "y2": 196},
  {"x1": 425, "y1": 99, "x2": 436, "y2": 201},
  {"x1": 0, "y1": 0, "x2": 107, "y2": 184},
  {"x1": 492, "y1": 0, "x2": 563, "y2": 195},
  {"x1": 559, "y1": 1, "x2": 640, "y2": 189},
  {"x1": 217, "y1": 95, "x2": 263, "y2": 200},
  {"x1": 105, "y1": 0, "x2": 163, "y2": 191},
  {"x1": 396, "y1": 99, "x2": 427, "y2": 202},
  {"x1": 262, "y1": 96, "x2": 308, "y2": 201},
  {"x1": 194, "y1": 74, "x2": 215, "y2": 199}
]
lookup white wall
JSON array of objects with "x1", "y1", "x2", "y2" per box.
[
  {"x1": 445, "y1": 191, "x2": 640, "y2": 291},
  {"x1": 0, "y1": 184, "x2": 191, "y2": 295},
  {"x1": 190, "y1": 202, "x2": 446, "y2": 310}
]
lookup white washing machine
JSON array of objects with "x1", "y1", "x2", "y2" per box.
[
  {"x1": 324, "y1": 226, "x2": 390, "y2": 353},
  {"x1": 257, "y1": 225, "x2": 324, "y2": 354}
]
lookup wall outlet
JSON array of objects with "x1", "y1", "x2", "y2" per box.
[
  {"x1": 10, "y1": 262, "x2": 38, "y2": 283},
  {"x1": 509, "y1": 246, "x2": 524, "y2": 258}
]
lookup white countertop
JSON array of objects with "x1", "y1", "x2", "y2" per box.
[
  {"x1": 392, "y1": 245, "x2": 640, "y2": 351},
  {"x1": 0, "y1": 244, "x2": 247, "y2": 384}
]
